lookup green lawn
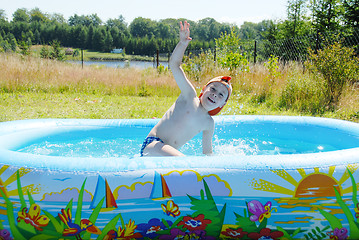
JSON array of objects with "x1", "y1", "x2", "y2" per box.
[
  {"x1": 0, "y1": 92, "x2": 308, "y2": 122},
  {"x1": 0, "y1": 93, "x2": 177, "y2": 121}
]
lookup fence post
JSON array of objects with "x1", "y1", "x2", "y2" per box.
[
  {"x1": 214, "y1": 47, "x2": 216, "y2": 62},
  {"x1": 315, "y1": 30, "x2": 319, "y2": 54},
  {"x1": 81, "y1": 49, "x2": 84, "y2": 69},
  {"x1": 254, "y1": 40, "x2": 257, "y2": 64},
  {"x1": 168, "y1": 52, "x2": 170, "y2": 69},
  {"x1": 156, "y1": 49, "x2": 159, "y2": 68}
]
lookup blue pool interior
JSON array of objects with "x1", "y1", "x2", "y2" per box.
[{"x1": 5, "y1": 116, "x2": 359, "y2": 158}]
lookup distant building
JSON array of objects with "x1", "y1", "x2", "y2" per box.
[
  {"x1": 65, "y1": 48, "x2": 74, "y2": 55},
  {"x1": 111, "y1": 48, "x2": 123, "y2": 54}
]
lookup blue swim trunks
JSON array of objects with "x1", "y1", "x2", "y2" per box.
[{"x1": 140, "y1": 136, "x2": 164, "y2": 156}]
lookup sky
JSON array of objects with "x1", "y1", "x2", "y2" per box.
[{"x1": 1, "y1": 0, "x2": 288, "y2": 27}]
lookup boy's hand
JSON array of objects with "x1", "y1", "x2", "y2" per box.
[{"x1": 179, "y1": 21, "x2": 192, "y2": 43}]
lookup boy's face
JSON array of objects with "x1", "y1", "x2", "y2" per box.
[{"x1": 200, "y1": 82, "x2": 229, "y2": 111}]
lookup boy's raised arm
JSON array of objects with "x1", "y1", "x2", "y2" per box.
[{"x1": 169, "y1": 21, "x2": 196, "y2": 97}]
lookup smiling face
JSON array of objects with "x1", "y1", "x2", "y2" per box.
[{"x1": 200, "y1": 82, "x2": 229, "y2": 112}]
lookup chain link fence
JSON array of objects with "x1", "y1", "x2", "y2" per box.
[
  {"x1": 257, "y1": 30, "x2": 359, "y2": 62},
  {"x1": 155, "y1": 30, "x2": 359, "y2": 65}
]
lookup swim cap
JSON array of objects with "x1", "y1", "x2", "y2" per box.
[{"x1": 199, "y1": 76, "x2": 232, "y2": 116}]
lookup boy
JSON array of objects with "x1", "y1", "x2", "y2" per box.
[{"x1": 140, "y1": 21, "x2": 232, "y2": 157}]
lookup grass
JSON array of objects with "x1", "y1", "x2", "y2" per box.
[
  {"x1": 0, "y1": 52, "x2": 358, "y2": 123},
  {"x1": 0, "y1": 93, "x2": 176, "y2": 121}
]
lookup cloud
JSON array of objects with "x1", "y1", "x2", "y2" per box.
[
  {"x1": 164, "y1": 171, "x2": 231, "y2": 197},
  {"x1": 115, "y1": 182, "x2": 153, "y2": 200},
  {"x1": 113, "y1": 170, "x2": 231, "y2": 200},
  {"x1": 42, "y1": 188, "x2": 92, "y2": 202}
]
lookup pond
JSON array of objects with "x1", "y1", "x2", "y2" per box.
[{"x1": 69, "y1": 60, "x2": 169, "y2": 69}]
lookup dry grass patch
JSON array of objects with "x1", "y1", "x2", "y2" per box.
[{"x1": 0, "y1": 53, "x2": 178, "y2": 96}]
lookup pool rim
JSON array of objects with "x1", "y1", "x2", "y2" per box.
[{"x1": 0, "y1": 115, "x2": 358, "y2": 173}]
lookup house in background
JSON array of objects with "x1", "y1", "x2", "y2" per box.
[{"x1": 111, "y1": 48, "x2": 123, "y2": 54}]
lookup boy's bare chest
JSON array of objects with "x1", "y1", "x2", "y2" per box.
[{"x1": 170, "y1": 102, "x2": 207, "y2": 131}]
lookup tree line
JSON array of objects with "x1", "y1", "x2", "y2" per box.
[
  {"x1": 0, "y1": 8, "x2": 233, "y2": 55},
  {"x1": 0, "y1": 0, "x2": 358, "y2": 57}
]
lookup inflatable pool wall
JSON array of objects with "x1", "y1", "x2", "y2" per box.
[{"x1": 0, "y1": 116, "x2": 359, "y2": 239}]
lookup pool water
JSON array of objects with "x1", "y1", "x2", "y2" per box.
[{"x1": 16, "y1": 122, "x2": 355, "y2": 157}]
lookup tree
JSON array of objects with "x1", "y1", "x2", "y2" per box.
[
  {"x1": 89, "y1": 14, "x2": 102, "y2": 26},
  {"x1": 194, "y1": 18, "x2": 211, "y2": 41},
  {"x1": 106, "y1": 15, "x2": 127, "y2": 30},
  {"x1": 104, "y1": 30, "x2": 113, "y2": 52},
  {"x1": 34, "y1": 29, "x2": 41, "y2": 44},
  {"x1": 215, "y1": 27, "x2": 249, "y2": 74},
  {"x1": 86, "y1": 25, "x2": 94, "y2": 49},
  {"x1": 49, "y1": 13, "x2": 66, "y2": 24},
  {"x1": 0, "y1": 10, "x2": 10, "y2": 35},
  {"x1": 109, "y1": 27, "x2": 121, "y2": 48},
  {"x1": 19, "y1": 39, "x2": 31, "y2": 55},
  {"x1": 155, "y1": 22, "x2": 173, "y2": 39},
  {"x1": 30, "y1": 7, "x2": 49, "y2": 23},
  {"x1": 12, "y1": 8, "x2": 30, "y2": 23},
  {"x1": 129, "y1": 17, "x2": 156, "y2": 38},
  {"x1": 8, "y1": 33, "x2": 17, "y2": 51},
  {"x1": 92, "y1": 27, "x2": 106, "y2": 51},
  {"x1": 49, "y1": 40, "x2": 65, "y2": 60},
  {"x1": 11, "y1": 21, "x2": 30, "y2": 40},
  {"x1": 69, "y1": 25, "x2": 87, "y2": 48},
  {"x1": 0, "y1": 9, "x2": 7, "y2": 21},
  {"x1": 343, "y1": 0, "x2": 359, "y2": 30},
  {"x1": 239, "y1": 22, "x2": 259, "y2": 39},
  {"x1": 311, "y1": 0, "x2": 343, "y2": 33},
  {"x1": 285, "y1": 0, "x2": 310, "y2": 36},
  {"x1": 68, "y1": 14, "x2": 101, "y2": 26}
]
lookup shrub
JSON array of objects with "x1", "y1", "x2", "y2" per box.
[
  {"x1": 40, "y1": 41, "x2": 66, "y2": 61},
  {"x1": 182, "y1": 49, "x2": 219, "y2": 82},
  {"x1": 264, "y1": 55, "x2": 282, "y2": 84},
  {"x1": 305, "y1": 41, "x2": 359, "y2": 109},
  {"x1": 215, "y1": 28, "x2": 249, "y2": 75}
]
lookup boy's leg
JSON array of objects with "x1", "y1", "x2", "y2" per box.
[{"x1": 142, "y1": 140, "x2": 184, "y2": 156}]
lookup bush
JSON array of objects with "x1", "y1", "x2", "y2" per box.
[
  {"x1": 305, "y1": 41, "x2": 359, "y2": 109},
  {"x1": 264, "y1": 55, "x2": 282, "y2": 84},
  {"x1": 182, "y1": 49, "x2": 218, "y2": 82},
  {"x1": 215, "y1": 28, "x2": 249, "y2": 75},
  {"x1": 40, "y1": 40, "x2": 66, "y2": 61}
]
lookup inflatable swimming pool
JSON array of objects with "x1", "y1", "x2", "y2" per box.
[{"x1": 0, "y1": 115, "x2": 359, "y2": 239}]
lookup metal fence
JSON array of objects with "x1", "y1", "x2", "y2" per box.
[
  {"x1": 256, "y1": 30, "x2": 359, "y2": 62},
  {"x1": 155, "y1": 30, "x2": 359, "y2": 65}
]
